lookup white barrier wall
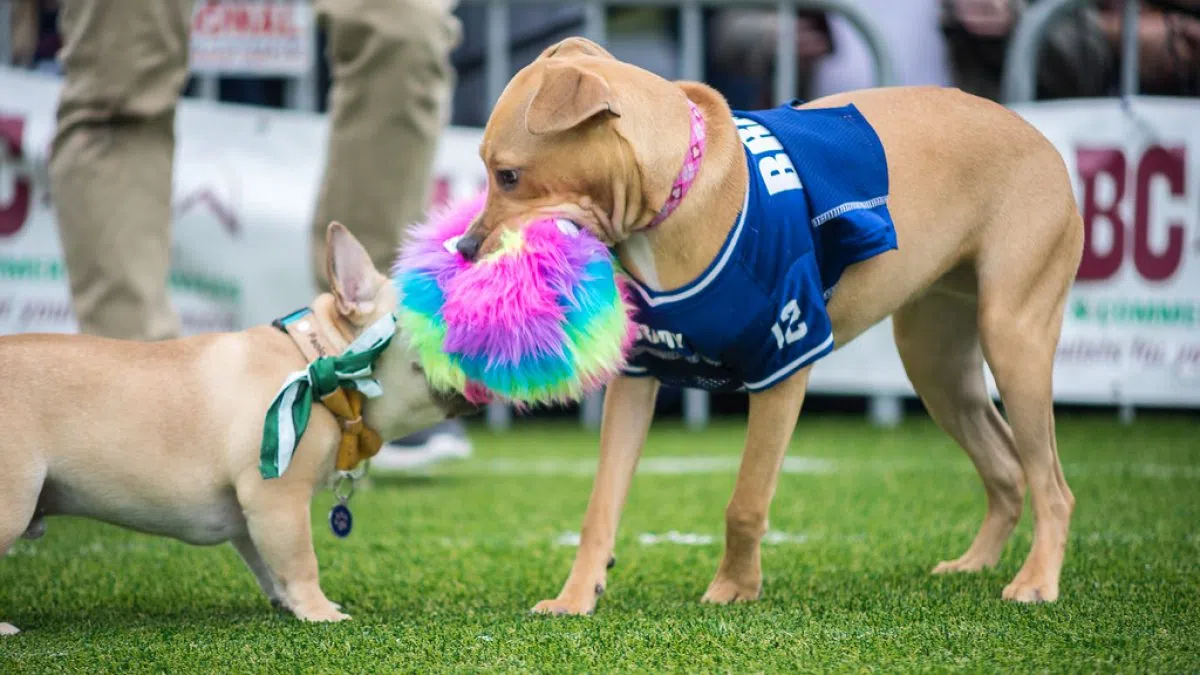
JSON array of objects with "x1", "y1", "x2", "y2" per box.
[
  {"x1": 1, "y1": 67, "x2": 1197, "y2": 406},
  {"x1": 1007, "y1": 98, "x2": 1199, "y2": 407},
  {"x1": 0, "y1": 67, "x2": 486, "y2": 337}
]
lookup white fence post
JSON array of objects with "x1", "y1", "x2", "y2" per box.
[
  {"x1": 677, "y1": 0, "x2": 712, "y2": 431},
  {"x1": 868, "y1": 395, "x2": 903, "y2": 428},
  {"x1": 1119, "y1": 0, "x2": 1140, "y2": 100},
  {"x1": 581, "y1": 389, "x2": 605, "y2": 430},
  {"x1": 683, "y1": 388, "x2": 710, "y2": 431},
  {"x1": 197, "y1": 75, "x2": 220, "y2": 101},
  {"x1": 774, "y1": 0, "x2": 798, "y2": 103}
]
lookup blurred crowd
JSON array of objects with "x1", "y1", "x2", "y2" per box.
[
  {"x1": 4, "y1": 0, "x2": 1198, "y2": 464},
  {"x1": 11, "y1": 1, "x2": 1200, "y2": 118}
]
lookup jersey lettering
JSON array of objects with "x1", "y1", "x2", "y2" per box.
[
  {"x1": 759, "y1": 154, "x2": 802, "y2": 195},
  {"x1": 770, "y1": 299, "x2": 808, "y2": 349},
  {"x1": 734, "y1": 117, "x2": 802, "y2": 196},
  {"x1": 636, "y1": 323, "x2": 687, "y2": 351}
]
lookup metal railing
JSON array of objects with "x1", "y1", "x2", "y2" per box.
[
  {"x1": 1001, "y1": 0, "x2": 1141, "y2": 104},
  {"x1": 472, "y1": 0, "x2": 898, "y2": 110}
]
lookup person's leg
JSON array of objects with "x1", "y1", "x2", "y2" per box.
[
  {"x1": 310, "y1": 0, "x2": 460, "y2": 283},
  {"x1": 49, "y1": 0, "x2": 194, "y2": 341},
  {"x1": 313, "y1": 0, "x2": 470, "y2": 469}
]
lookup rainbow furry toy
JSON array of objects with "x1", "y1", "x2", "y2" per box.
[{"x1": 392, "y1": 191, "x2": 637, "y2": 407}]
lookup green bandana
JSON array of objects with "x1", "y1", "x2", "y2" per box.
[{"x1": 259, "y1": 313, "x2": 397, "y2": 479}]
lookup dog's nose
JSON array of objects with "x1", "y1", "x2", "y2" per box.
[{"x1": 456, "y1": 233, "x2": 483, "y2": 261}]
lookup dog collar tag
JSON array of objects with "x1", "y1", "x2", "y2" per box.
[
  {"x1": 329, "y1": 501, "x2": 353, "y2": 538},
  {"x1": 329, "y1": 472, "x2": 359, "y2": 538}
]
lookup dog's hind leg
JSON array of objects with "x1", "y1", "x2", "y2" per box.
[
  {"x1": 976, "y1": 206, "x2": 1082, "y2": 603},
  {"x1": 893, "y1": 286, "x2": 1025, "y2": 573}
]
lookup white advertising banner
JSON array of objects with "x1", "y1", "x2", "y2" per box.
[
  {"x1": 1008, "y1": 97, "x2": 1200, "y2": 407},
  {"x1": 0, "y1": 65, "x2": 1195, "y2": 406},
  {"x1": 0, "y1": 66, "x2": 485, "y2": 337},
  {"x1": 189, "y1": 0, "x2": 316, "y2": 76}
]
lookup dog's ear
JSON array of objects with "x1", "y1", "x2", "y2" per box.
[
  {"x1": 537, "y1": 36, "x2": 615, "y2": 61},
  {"x1": 325, "y1": 221, "x2": 381, "y2": 323},
  {"x1": 525, "y1": 62, "x2": 621, "y2": 136}
]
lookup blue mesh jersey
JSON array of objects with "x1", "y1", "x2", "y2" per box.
[{"x1": 622, "y1": 101, "x2": 898, "y2": 393}]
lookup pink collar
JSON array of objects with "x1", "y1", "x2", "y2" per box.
[{"x1": 646, "y1": 99, "x2": 706, "y2": 228}]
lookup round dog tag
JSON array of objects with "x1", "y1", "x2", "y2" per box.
[{"x1": 329, "y1": 502, "x2": 353, "y2": 538}]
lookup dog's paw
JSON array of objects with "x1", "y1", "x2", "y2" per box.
[
  {"x1": 932, "y1": 552, "x2": 997, "y2": 574},
  {"x1": 1002, "y1": 577, "x2": 1059, "y2": 603},
  {"x1": 294, "y1": 603, "x2": 352, "y2": 623},
  {"x1": 0, "y1": 622, "x2": 20, "y2": 636},
  {"x1": 531, "y1": 595, "x2": 595, "y2": 616},
  {"x1": 700, "y1": 575, "x2": 761, "y2": 605}
]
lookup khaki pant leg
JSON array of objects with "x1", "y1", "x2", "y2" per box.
[
  {"x1": 49, "y1": 0, "x2": 194, "y2": 341},
  {"x1": 311, "y1": 0, "x2": 462, "y2": 289}
]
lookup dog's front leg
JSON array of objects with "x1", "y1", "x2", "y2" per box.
[
  {"x1": 237, "y1": 478, "x2": 349, "y2": 622},
  {"x1": 702, "y1": 367, "x2": 811, "y2": 604},
  {"x1": 232, "y1": 534, "x2": 287, "y2": 610},
  {"x1": 532, "y1": 376, "x2": 660, "y2": 616}
]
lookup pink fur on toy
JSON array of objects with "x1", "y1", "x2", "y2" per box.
[{"x1": 393, "y1": 191, "x2": 637, "y2": 406}]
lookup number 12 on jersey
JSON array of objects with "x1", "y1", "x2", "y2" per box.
[{"x1": 771, "y1": 299, "x2": 808, "y2": 349}]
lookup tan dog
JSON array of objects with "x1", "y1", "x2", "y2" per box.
[
  {"x1": 0, "y1": 223, "x2": 474, "y2": 634},
  {"x1": 459, "y1": 37, "x2": 1082, "y2": 614}
]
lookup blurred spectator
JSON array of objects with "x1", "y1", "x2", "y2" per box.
[
  {"x1": 448, "y1": 6, "x2": 680, "y2": 127},
  {"x1": 1096, "y1": 0, "x2": 1200, "y2": 95},
  {"x1": 449, "y1": 4, "x2": 589, "y2": 127},
  {"x1": 9, "y1": 0, "x2": 38, "y2": 67},
  {"x1": 940, "y1": 0, "x2": 1113, "y2": 101},
  {"x1": 42, "y1": 0, "x2": 470, "y2": 467},
  {"x1": 9, "y1": 0, "x2": 61, "y2": 74},
  {"x1": 813, "y1": 0, "x2": 952, "y2": 97},
  {"x1": 707, "y1": 8, "x2": 834, "y2": 108},
  {"x1": 607, "y1": 9, "x2": 681, "y2": 82}
]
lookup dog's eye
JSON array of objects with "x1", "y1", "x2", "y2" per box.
[{"x1": 495, "y1": 169, "x2": 520, "y2": 192}]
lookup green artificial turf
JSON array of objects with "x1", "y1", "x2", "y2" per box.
[{"x1": 2, "y1": 413, "x2": 1197, "y2": 673}]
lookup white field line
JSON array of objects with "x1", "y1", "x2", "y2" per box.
[
  {"x1": 554, "y1": 530, "x2": 826, "y2": 548},
  {"x1": 9, "y1": 529, "x2": 1192, "y2": 561},
  {"x1": 550, "y1": 529, "x2": 1188, "y2": 548},
  {"x1": 468, "y1": 455, "x2": 1200, "y2": 479},
  {"x1": 477, "y1": 456, "x2": 834, "y2": 476}
]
